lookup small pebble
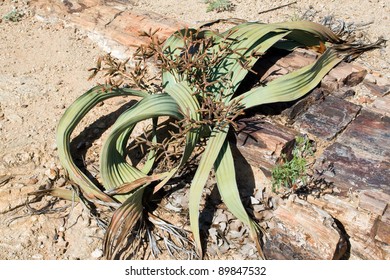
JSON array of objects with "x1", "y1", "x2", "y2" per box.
[
  {"x1": 357, "y1": 96, "x2": 374, "y2": 104},
  {"x1": 45, "y1": 168, "x2": 57, "y2": 180},
  {"x1": 164, "y1": 202, "x2": 181, "y2": 212},
  {"x1": 253, "y1": 204, "x2": 265, "y2": 213},
  {"x1": 213, "y1": 211, "x2": 228, "y2": 224},
  {"x1": 38, "y1": 235, "x2": 49, "y2": 241},
  {"x1": 51, "y1": 143, "x2": 58, "y2": 151},
  {"x1": 229, "y1": 220, "x2": 243, "y2": 232},
  {"x1": 364, "y1": 73, "x2": 377, "y2": 84},
  {"x1": 219, "y1": 221, "x2": 227, "y2": 232},
  {"x1": 31, "y1": 254, "x2": 44, "y2": 260},
  {"x1": 250, "y1": 196, "x2": 260, "y2": 205},
  {"x1": 27, "y1": 177, "x2": 39, "y2": 185},
  {"x1": 91, "y1": 249, "x2": 103, "y2": 259},
  {"x1": 208, "y1": 228, "x2": 218, "y2": 243},
  {"x1": 56, "y1": 177, "x2": 66, "y2": 187}
]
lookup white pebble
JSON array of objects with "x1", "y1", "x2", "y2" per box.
[
  {"x1": 91, "y1": 249, "x2": 103, "y2": 259},
  {"x1": 45, "y1": 168, "x2": 57, "y2": 180},
  {"x1": 250, "y1": 196, "x2": 260, "y2": 205},
  {"x1": 56, "y1": 177, "x2": 66, "y2": 187},
  {"x1": 31, "y1": 254, "x2": 44, "y2": 260}
]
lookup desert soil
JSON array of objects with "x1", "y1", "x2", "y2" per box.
[{"x1": 0, "y1": 0, "x2": 389, "y2": 260}]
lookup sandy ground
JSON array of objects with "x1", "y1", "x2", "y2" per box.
[{"x1": 0, "y1": 0, "x2": 389, "y2": 259}]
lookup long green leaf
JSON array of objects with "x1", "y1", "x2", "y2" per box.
[
  {"x1": 140, "y1": 117, "x2": 158, "y2": 174},
  {"x1": 100, "y1": 94, "x2": 182, "y2": 193},
  {"x1": 272, "y1": 21, "x2": 343, "y2": 43},
  {"x1": 188, "y1": 124, "x2": 229, "y2": 257},
  {"x1": 238, "y1": 48, "x2": 342, "y2": 109},
  {"x1": 209, "y1": 21, "x2": 342, "y2": 101},
  {"x1": 56, "y1": 85, "x2": 147, "y2": 203},
  {"x1": 214, "y1": 140, "x2": 265, "y2": 259}
]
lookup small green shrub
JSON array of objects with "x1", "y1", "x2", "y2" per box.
[
  {"x1": 3, "y1": 7, "x2": 24, "y2": 22},
  {"x1": 205, "y1": 0, "x2": 234, "y2": 12},
  {"x1": 272, "y1": 135, "x2": 313, "y2": 191}
]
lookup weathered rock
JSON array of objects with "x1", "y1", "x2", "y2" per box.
[
  {"x1": 332, "y1": 87, "x2": 356, "y2": 99},
  {"x1": 339, "y1": 110, "x2": 390, "y2": 161},
  {"x1": 32, "y1": 0, "x2": 185, "y2": 59},
  {"x1": 280, "y1": 49, "x2": 317, "y2": 69},
  {"x1": 321, "y1": 74, "x2": 339, "y2": 92},
  {"x1": 358, "y1": 190, "x2": 390, "y2": 216},
  {"x1": 27, "y1": 177, "x2": 39, "y2": 185},
  {"x1": 91, "y1": 248, "x2": 103, "y2": 259},
  {"x1": 363, "y1": 81, "x2": 390, "y2": 96},
  {"x1": 316, "y1": 110, "x2": 390, "y2": 195},
  {"x1": 45, "y1": 168, "x2": 58, "y2": 180},
  {"x1": 370, "y1": 94, "x2": 390, "y2": 116},
  {"x1": 307, "y1": 194, "x2": 389, "y2": 259},
  {"x1": 263, "y1": 196, "x2": 345, "y2": 260},
  {"x1": 317, "y1": 144, "x2": 389, "y2": 196},
  {"x1": 55, "y1": 177, "x2": 67, "y2": 188},
  {"x1": 234, "y1": 118, "x2": 298, "y2": 175},
  {"x1": 321, "y1": 62, "x2": 367, "y2": 91},
  {"x1": 294, "y1": 96, "x2": 361, "y2": 140},
  {"x1": 282, "y1": 88, "x2": 325, "y2": 122},
  {"x1": 376, "y1": 208, "x2": 390, "y2": 244}
]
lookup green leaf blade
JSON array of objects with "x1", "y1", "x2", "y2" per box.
[
  {"x1": 238, "y1": 48, "x2": 342, "y2": 109},
  {"x1": 100, "y1": 94, "x2": 182, "y2": 192},
  {"x1": 188, "y1": 125, "x2": 229, "y2": 257},
  {"x1": 56, "y1": 85, "x2": 147, "y2": 203},
  {"x1": 214, "y1": 140, "x2": 265, "y2": 258}
]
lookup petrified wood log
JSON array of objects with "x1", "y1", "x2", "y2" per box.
[
  {"x1": 294, "y1": 96, "x2": 361, "y2": 141},
  {"x1": 32, "y1": 0, "x2": 184, "y2": 58},
  {"x1": 234, "y1": 118, "x2": 298, "y2": 176},
  {"x1": 371, "y1": 94, "x2": 390, "y2": 116},
  {"x1": 321, "y1": 62, "x2": 367, "y2": 91},
  {"x1": 364, "y1": 81, "x2": 390, "y2": 97},
  {"x1": 263, "y1": 196, "x2": 346, "y2": 260},
  {"x1": 315, "y1": 109, "x2": 390, "y2": 195},
  {"x1": 307, "y1": 193, "x2": 390, "y2": 259}
]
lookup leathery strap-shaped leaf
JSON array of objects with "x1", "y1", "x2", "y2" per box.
[
  {"x1": 100, "y1": 94, "x2": 182, "y2": 195},
  {"x1": 271, "y1": 21, "x2": 344, "y2": 44},
  {"x1": 140, "y1": 117, "x2": 158, "y2": 175},
  {"x1": 211, "y1": 21, "x2": 343, "y2": 102},
  {"x1": 214, "y1": 28, "x2": 291, "y2": 100},
  {"x1": 56, "y1": 85, "x2": 147, "y2": 203},
  {"x1": 214, "y1": 140, "x2": 265, "y2": 259},
  {"x1": 238, "y1": 48, "x2": 342, "y2": 109},
  {"x1": 101, "y1": 95, "x2": 184, "y2": 258},
  {"x1": 189, "y1": 124, "x2": 229, "y2": 257}
]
